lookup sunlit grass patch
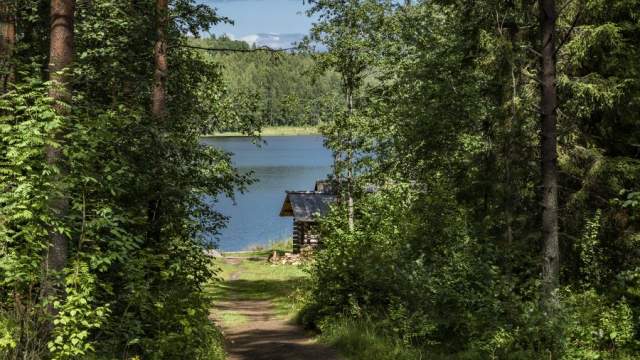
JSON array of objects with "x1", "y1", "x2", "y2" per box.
[
  {"x1": 217, "y1": 311, "x2": 250, "y2": 327},
  {"x1": 208, "y1": 250, "x2": 308, "y2": 320},
  {"x1": 221, "y1": 238, "x2": 294, "y2": 259},
  {"x1": 319, "y1": 318, "x2": 425, "y2": 360},
  {"x1": 244, "y1": 238, "x2": 294, "y2": 253}
]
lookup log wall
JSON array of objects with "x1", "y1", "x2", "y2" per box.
[{"x1": 293, "y1": 221, "x2": 320, "y2": 253}]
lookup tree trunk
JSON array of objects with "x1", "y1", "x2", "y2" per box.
[
  {"x1": 505, "y1": 64, "x2": 517, "y2": 249},
  {"x1": 346, "y1": 87, "x2": 355, "y2": 232},
  {"x1": 44, "y1": 0, "x2": 75, "y2": 309},
  {"x1": 0, "y1": 1, "x2": 16, "y2": 92},
  {"x1": 539, "y1": 0, "x2": 559, "y2": 308},
  {"x1": 152, "y1": 0, "x2": 168, "y2": 121},
  {"x1": 148, "y1": 0, "x2": 168, "y2": 243},
  {"x1": 500, "y1": 6, "x2": 519, "y2": 270}
]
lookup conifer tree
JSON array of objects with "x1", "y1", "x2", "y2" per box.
[
  {"x1": 43, "y1": 0, "x2": 75, "y2": 313},
  {"x1": 0, "y1": 0, "x2": 15, "y2": 92},
  {"x1": 539, "y1": 0, "x2": 560, "y2": 309}
]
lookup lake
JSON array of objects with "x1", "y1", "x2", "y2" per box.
[{"x1": 200, "y1": 136, "x2": 333, "y2": 251}]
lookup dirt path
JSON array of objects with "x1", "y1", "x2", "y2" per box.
[
  {"x1": 211, "y1": 256, "x2": 341, "y2": 360},
  {"x1": 214, "y1": 298, "x2": 340, "y2": 360}
]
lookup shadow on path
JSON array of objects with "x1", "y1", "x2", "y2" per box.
[
  {"x1": 223, "y1": 321, "x2": 340, "y2": 360},
  {"x1": 212, "y1": 276, "x2": 340, "y2": 360}
]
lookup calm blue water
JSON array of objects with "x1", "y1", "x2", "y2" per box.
[{"x1": 200, "y1": 136, "x2": 332, "y2": 251}]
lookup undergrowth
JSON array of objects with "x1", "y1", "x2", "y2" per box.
[{"x1": 318, "y1": 318, "x2": 424, "y2": 360}]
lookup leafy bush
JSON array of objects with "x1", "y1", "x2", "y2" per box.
[
  {"x1": 559, "y1": 289, "x2": 635, "y2": 360},
  {"x1": 1, "y1": 2, "x2": 241, "y2": 358},
  {"x1": 48, "y1": 262, "x2": 109, "y2": 360},
  {"x1": 301, "y1": 185, "x2": 417, "y2": 326},
  {"x1": 302, "y1": 182, "x2": 639, "y2": 359},
  {"x1": 0, "y1": 314, "x2": 17, "y2": 353}
]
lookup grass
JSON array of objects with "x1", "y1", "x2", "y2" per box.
[
  {"x1": 220, "y1": 238, "x2": 294, "y2": 258},
  {"x1": 204, "y1": 125, "x2": 319, "y2": 137},
  {"x1": 208, "y1": 241, "x2": 308, "y2": 325},
  {"x1": 318, "y1": 318, "x2": 486, "y2": 360},
  {"x1": 242, "y1": 238, "x2": 294, "y2": 253},
  {"x1": 208, "y1": 244, "x2": 431, "y2": 360},
  {"x1": 217, "y1": 311, "x2": 249, "y2": 327},
  {"x1": 318, "y1": 318, "x2": 425, "y2": 360}
]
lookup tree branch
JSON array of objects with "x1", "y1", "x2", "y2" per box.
[
  {"x1": 555, "y1": 7, "x2": 582, "y2": 56},
  {"x1": 557, "y1": 0, "x2": 576, "y2": 18},
  {"x1": 527, "y1": 46, "x2": 543, "y2": 58}
]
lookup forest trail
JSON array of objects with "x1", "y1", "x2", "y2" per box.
[{"x1": 210, "y1": 255, "x2": 341, "y2": 360}]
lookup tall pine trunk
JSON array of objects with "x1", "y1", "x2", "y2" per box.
[
  {"x1": 148, "y1": 0, "x2": 168, "y2": 242},
  {"x1": 44, "y1": 0, "x2": 74, "y2": 310},
  {"x1": 539, "y1": 0, "x2": 559, "y2": 308},
  {"x1": 0, "y1": 1, "x2": 16, "y2": 92}
]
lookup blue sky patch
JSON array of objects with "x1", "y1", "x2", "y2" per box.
[{"x1": 200, "y1": 0, "x2": 316, "y2": 48}]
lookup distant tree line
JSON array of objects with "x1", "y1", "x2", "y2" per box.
[{"x1": 191, "y1": 36, "x2": 345, "y2": 130}]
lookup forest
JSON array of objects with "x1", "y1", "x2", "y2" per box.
[
  {"x1": 1, "y1": 0, "x2": 639, "y2": 359},
  {"x1": 190, "y1": 36, "x2": 343, "y2": 130},
  {"x1": 0, "y1": 0, "x2": 240, "y2": 358}
]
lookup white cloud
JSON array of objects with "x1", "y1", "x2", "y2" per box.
[
  {"x1": 240, "y1": 34, "x2": 260, "y2": 46},
  {"x1": 234, "y1": 33, "x2": 303, "y2": 49}
]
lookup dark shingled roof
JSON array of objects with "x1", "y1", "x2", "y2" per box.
[{"x1": 279, "y1": 192, "x2": 336, "y2": 222}]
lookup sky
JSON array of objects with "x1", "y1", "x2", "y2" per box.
[{"x1": 199, "y1": 0, "x2": 316, "y2": 49}]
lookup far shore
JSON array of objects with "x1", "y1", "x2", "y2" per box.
[{"x1": 202, "y1": 126, "x2": 320, "y2": 137}]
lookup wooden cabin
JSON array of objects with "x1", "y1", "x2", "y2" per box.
[{"x1": 279, "y1": 191, "x2": 336, "y2": 253}]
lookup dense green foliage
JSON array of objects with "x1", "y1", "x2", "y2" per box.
[
  {"x1": 0, "y1": 0, "x2": 245, "y2": 358},
  {"x1": 191, "y1": 36, "x2": 344, "y2": 131},
  {"x1": 302, "y1": 1, "x2": 640, "y2": 359},
  {"x1": 2, "y1": 0, "x2": 639, "y2": 359}
]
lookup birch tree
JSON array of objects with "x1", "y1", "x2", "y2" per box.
[{"x1": 306, "y1": 0, "x2": 389, "y2": 231}]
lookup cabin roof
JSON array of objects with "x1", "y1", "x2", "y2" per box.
[{"x1": 279, "y1": 191, "x2": 336, "y2": 222}]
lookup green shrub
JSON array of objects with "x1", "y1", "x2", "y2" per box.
[
  {"x1": 302, "y1": 181, "x2": 640, "y2": 359},
  {"x1": 301, "y1": 185, "x2": 417, "y2": 327},
  {"x1": 559, "y1": 289, "x2": 636, "y2": 359},
  {"x1": 0, "y1": 314, "x2": 17, "y2": 353},
  {"x1": 319, "y1": 317, "x2": 424, "y2": 360}
]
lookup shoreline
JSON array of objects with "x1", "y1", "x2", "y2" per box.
[{"x1": 202, "y1": 125, "x2": 320, "y2": 137}]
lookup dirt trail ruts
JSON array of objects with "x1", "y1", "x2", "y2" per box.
[{"x1": 212, "y1": 258, "x2": 341, "y2": 360}]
